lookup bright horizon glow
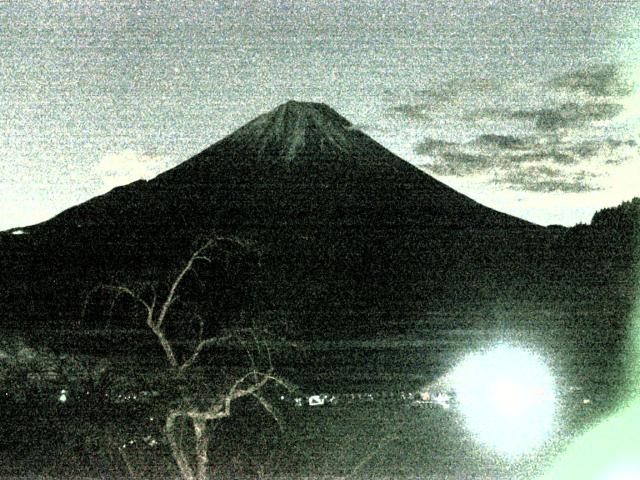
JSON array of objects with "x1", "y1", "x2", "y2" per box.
[
  {"x1": 540, "y1": 399, "x2": 640, "y2": 480},
  {"x1": 602, "y1": 462, "x2": 640, "y2": 480},
  {"x1": 450, "y1": 344, "x2": 557, "y2": 457}
]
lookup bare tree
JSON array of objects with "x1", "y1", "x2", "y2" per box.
[
  {"x1": 165, "y1": 366, "x2": 289, "y2": 480},
  {"x1": 84, "y1": 237, "x2": 292, "y2": 480}
]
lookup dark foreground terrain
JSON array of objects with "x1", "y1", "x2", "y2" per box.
[{"x1": 1, "y1": 316, "x2": 626, "y2": 479}]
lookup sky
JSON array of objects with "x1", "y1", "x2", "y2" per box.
[{"x1": 1, "y1": 0, "x2": 640, "y2": 230}]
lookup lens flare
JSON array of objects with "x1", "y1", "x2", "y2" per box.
[
  {"x1": 450, "y1": 343, "x2": 556, "y2": 456},
  {"x1": 603, "y1": 462, "x2": 640, "y2": 480},
  {"x1": 540, "y1": 399, "x2": 640, "y2": 480}
]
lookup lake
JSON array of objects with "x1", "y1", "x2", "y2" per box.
[{"x1": 1, "y1": 320, "x2": 627, "y2": 479}]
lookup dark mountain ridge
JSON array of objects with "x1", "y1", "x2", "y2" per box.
[
  {"x1": 19, "y1": 101, "x2": 533, "y2": 238},
  {"x1": 0, "y1": 102, "x2": 631, "y2": 354}
]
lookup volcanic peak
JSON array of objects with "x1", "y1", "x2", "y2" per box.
[{"x1": 229, "y1": 100, "x2": 358, "y2": 162}]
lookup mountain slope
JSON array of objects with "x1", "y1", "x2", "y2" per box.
[
  {"x1": 1, "y1": 102, "x2": 635, "y2": 411},
  {"x1": 23, "y1": 101, "x2": 533, "y2": 237},
  {"x1": 2, "y1": 101, "x2": 547, "y2": 337}
]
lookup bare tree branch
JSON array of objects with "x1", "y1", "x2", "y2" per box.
[
  {"x1": 156, "y1": 239, "x2": 216, "y2": 330},
  {"x1": 250, "y1": 392, "x2": 283, "y2": 431},
  {"x1": 151, "y1": 324, "x2": 179, "y2": 369},
  {"x1": 85, "y1": 235, "x2": 290, "y2": 480},
  {"x1": 179, "y1": 335, "x2": 232, "y2": 373},
  {"x1": 102, "y1": 285, "x2": 153, "y2": 316},
  {"x1": 236, "y1": 334, "x2": 258, "y2": 381},
  {"x1": 165, "y1": 366, "x2": 292, "y2": 479}
]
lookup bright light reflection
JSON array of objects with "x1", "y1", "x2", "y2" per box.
[
  {"x1": 540, "y1": 395, "x2": 640, "y2": 479},
  {"x1": 603, "y1": 462, "x2": 640, "y2": 480},
  {"x1": 450, "y1": 344, "x2": 556, "y2": 456}
]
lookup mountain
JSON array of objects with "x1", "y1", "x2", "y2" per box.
[
  {"x1": 2, "y1": 101, "x2": 555, "y2": 337},
  {"x1": 21, "y1": 101, "x2": 532, "y2": 236},
  {"x1": 3, "y1": 101, "x2": 638, "y2": 421}
]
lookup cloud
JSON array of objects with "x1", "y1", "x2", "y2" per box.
[
  {"x1": 416, "y1": 78, "x2": 496, "y2": 102},
  {"x1": 401, "y1": 64, "x2": 637, "y2": 196},
  {"x1": 472, "y1": 134, "x2": 527, "y2": 150},
  {"x1": 572, "y1": 138, "x2": 638, "y2": 160},
  {"x1": 502, "y1": 166, "x2": 599, "y2": 193},
  {"x1": 414, "y1": 137, "x2": 456, "y2": 155},
  {"x1": 412, "y1": 128, "x2": 636, "y2": 192},
  {"x1": 414, "y1": 132, "x2": 579, "y2": 168},
  {"x1": 512, "y1": 102, "x2": 624, "y2": 130},
  {"x1": 390, "y1": 78, "x2": 498, "y2": 120},
  {"x1": 94, "y1": 150, "x2": 173, "y2": 191},
  {"x1": 414, "y1": 136, "x2": 496, "y2": 176},
  {"x1": 551, "y1": 64, "x2": 634, "y2": 97},
  {"x1": 509, "y1": 149, "x2": 578, "y2": 165},
  {"x1": 420, "y1": 146, "x2": 583, "y2": 183},
  {"x1": 414, "y1": 81, "x2": 458, "y2": 103},
  {"x1": 389, "y1": 103, "x2": 432, "y2": 120},
  {"x1": 427, "y1": 152, "x2": 494, "y2": 176}
]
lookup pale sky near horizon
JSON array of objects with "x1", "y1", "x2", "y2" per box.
[{"x1": 1, "y1": 0, "x2": 640, "y2": 230}]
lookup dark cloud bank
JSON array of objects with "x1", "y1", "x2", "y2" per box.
[{"x1": 405, "y1": 63, "x2": 636, "y2": 193}]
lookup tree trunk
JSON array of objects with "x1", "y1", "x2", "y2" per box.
[
  {"x1": 193, "y1": 418, "x2": 210, "y2": 480},
  {"x1": 166, "y1": 413, "x2": 195, "y2": 480},
  {"x1": 152, "y1": 325, "x2": 179, "y2": 369}
]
